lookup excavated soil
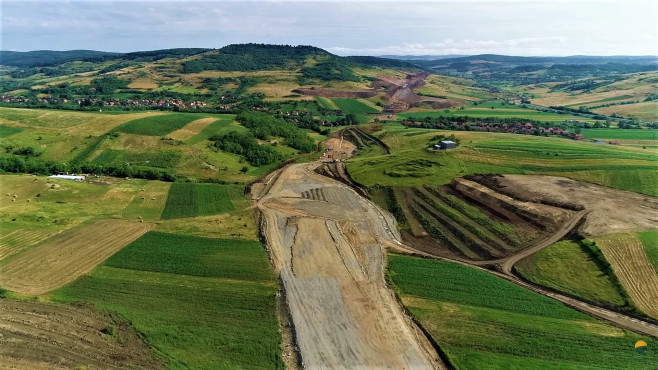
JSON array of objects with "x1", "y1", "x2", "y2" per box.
[
  {"x1": 255, "y1": 163, "x2": 442, "y2": 369},
  {"x1": 497, "y1": 175, "x2": 658, "y2": 236}
]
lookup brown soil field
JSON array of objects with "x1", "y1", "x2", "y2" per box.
[
  {"x1": 166, "y1": 117, "x2": 218, "y2": 141},
  {"x1": 255, "y1": 163, "x2": 442, "y2": 369},
  {"x1": 497, "y1": 175, "x2": 658, "y2": 236},
  {"x1": 595, "y1": 233, "x2": 658, "y2": 319},
  {"x1": 0, "y1": 299, "x2": 161, "y2": 369},
  {"x1": 0, "y1": 219, "x2": 151, "y2": 295}
]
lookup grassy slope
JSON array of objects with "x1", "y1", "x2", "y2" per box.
[
  {"x1": 53, "y1": 232, "x2": 282, "y2": 369},
  {"x1": 388, "y1": 254, "x2": 657, "y2": 369},
  {"x1": 516, "y1": 241, "x2": 627, "y2": 306},
  {"x1": 638, "y1": 231, "x2": 658, "y2": 274},
  {"x1": 347, "y1": 123, "x2": 658, "y2": 196}
]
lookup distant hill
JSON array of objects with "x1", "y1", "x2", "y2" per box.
[
  {"x1": 380, "y1": 54, "x2": 468, "y2": 61},
  {"x1": 0, "y1": 50, "x2": 121, "y2": 67},
  {"x1": 402, "y1": 54, "x2": 658, "y2": 85}
]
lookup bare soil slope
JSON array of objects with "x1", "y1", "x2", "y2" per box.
[
  {"x1": 0, "y1": 300, "x2": 161, "y2": 369},
  {"x1": 497, "y1": 175, "x2": 658, "y2": 236},
  {"x1": 255, "y1": 163, "x2": 442, "y2": 369}
]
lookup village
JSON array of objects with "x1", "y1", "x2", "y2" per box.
[{"x1": 1, "y1": 94, "x2": 208, "y2": 109}]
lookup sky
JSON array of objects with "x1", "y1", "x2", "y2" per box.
[{"x1": 1, "y1": 0, "x2": 656, "y2": 56}]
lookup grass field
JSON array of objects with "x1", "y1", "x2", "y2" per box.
[
  {"x1": 52, "y1": 232, "x2": 283, "y2": 369},
  {"x1": 516, "y1": 240, "x2": 628, "y2": 307},
  {"x1": 388, "y1": 254, "x2": 657, "y2": 369},
  {"x1": 160, "y1": 183, "x2": 239, "y2": 219},
  {"x1": 638, "y1": 231, "x2": 658, "y2": 274},
  {"x1": 0, "y1": 219, "x2": 151, "y2": 295},
  {"x1": 400, "y1": 101, "x2": 593, "y2": 122},
  {"x1": 331, "y1": 98, "x2": 380, "y2": 114},
  {"x1": 348, "y1": 124, "x2": 658, "y2": 196},
  {"x1": 315, "y1": 96, "x2": 339, "y2": 110},
  {"x1": 0, "y1": 124, "x2": 22, "y2": 138},
  {"x1": 117, "y1": 113, "x2": 208, "y2": 136},
  {"x1": 580, "y1": 128, "x2": 658, "y2": 140},
  {"x1": 122, "y1": 180, "x2": 171, "y2": 221},
  {"x1": 593, "y1": 101, "x2": 658, "y2": 122},
  {"x1": 92, "y1": 148, "x2": 182, "y2": 168}
]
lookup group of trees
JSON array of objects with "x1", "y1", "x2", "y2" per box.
[
  {"x1": 237, "y1": 111, "x2": 316, "y2": 152},
  {"x1": 209, "y1": 131, "x2": 281, "y2": 167},
  {"x1": 0, "y1": 155, "x2": 176, "y2": 181}
]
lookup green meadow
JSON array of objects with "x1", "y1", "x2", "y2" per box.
[{"x1": 516, "y1": 240, "x2": 628, "y2": 307}]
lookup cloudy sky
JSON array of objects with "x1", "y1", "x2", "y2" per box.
[{"x1": 1, "y1": 0, "x2": 656, "y2": 56}]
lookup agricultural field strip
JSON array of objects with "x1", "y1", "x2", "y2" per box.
[
  {"x1": 0, "y1": 229, "x2": 54, "y2": 261},
  {"x1": 0, "y1": 219, "x2": 151, "y2": 295},
  {"x1": 596, "y1": 233, "x2": 658, "y2": 319},
  {"x1": 166, "y1": 117, "x2": 218, "y2": 141}
]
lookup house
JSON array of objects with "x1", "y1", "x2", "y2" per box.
[
  {"x1": 609, "y1": 140, "x2": 620, "y2": 145},
  {"x1": 439, "y1": 140, "x2": 458, "y2": 150},
  {"x1": 573, "y1": 134, "x2": 584, "y2": 140}
]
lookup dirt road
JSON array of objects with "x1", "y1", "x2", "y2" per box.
[{"x1": 255, "y1": 162, "x2": 442, "y2": 369}]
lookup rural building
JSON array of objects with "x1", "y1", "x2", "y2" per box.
[
  {"x1": 439, "y1": 140, "x2": 458, "y2": 150},
  {"x1": 49, "y1": 174, "x2": 85, "y2": 181}
]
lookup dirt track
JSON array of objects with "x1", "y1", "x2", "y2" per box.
[
  {"x1": 0, "y1": 300, "x2": 161, "y2": 369},
  {"x1": 254, "y1": 163, "x2": 442, "y2": 369}
]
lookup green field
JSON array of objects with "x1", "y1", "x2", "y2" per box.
[
  {"x1": 400, "y1": 101, "x2": 593, "y2": 122},
  {"x1": 516, "y1": 240, "x2": 628, "y2": 307},
  {"x1": 53, "y1": 232, "x2": 282, "y2": 369},
  {"x1": 92, "y1": 148, "x2": 182, "y2": 168},
  {"x1": 638, "y1": 231, "x2": 658, "y2": 274},
  {"x1": 0, "y1": 124, "x2": 22, "y2": 138},
  {"x1": 388, "y1": 254, "x2": 657, "y2": 369},
  {"x1": 331, "y1": 98, "x2": 380, "y2": 123},
  {"x1": 160, "y1": 183, "x2": 239, "y2": 219},
  {"x1": 117, "y1": 113, "x2": 207, "y2": 136},
  {"x1": 348, "y1": 124, "x2": 658, "y2": 196},
  {"x1": 315, "y1": 96, "x2": 337, "y2": 110},
  {"x1": 580, "y1": 128, "x2": 658, "y2": 140}
]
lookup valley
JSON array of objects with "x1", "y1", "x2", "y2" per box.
[{"x1": 0, "y1": 43, "x2": 656, "y2": 369}]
